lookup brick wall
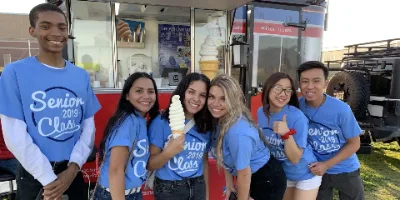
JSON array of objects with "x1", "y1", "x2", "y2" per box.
[
  {"x1": 0, "y1": 13, "x2": 31, "y2": 39},
  {"x1": 0, "y1": 13, "x2": 39, "y2": 69}
]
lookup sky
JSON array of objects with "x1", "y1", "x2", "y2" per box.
[
  {"x1": 323, "y1": 0, "x2": 400, "y2": 50},
  {"x1": 1, "y1": 0, "x2": 399, "y2": 50}
]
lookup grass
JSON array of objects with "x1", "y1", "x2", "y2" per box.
[
  {"x1": 333, "y1": 141, "x2": 400, "y2": 200},
  {"x1": 360, "y1": 142, "x2": 400, "y2": 200}
]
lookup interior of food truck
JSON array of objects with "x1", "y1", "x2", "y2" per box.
[
  {"x1": 68, "y1": 0, "x2": 325, "y2": 96},
  {"x1": 71, "y1": 1, "x2": 233, "y2": 90}
]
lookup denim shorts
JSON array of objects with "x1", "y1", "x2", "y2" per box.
[{"x1": 92, "y1": 185, "x2": 143, "y2": 200}]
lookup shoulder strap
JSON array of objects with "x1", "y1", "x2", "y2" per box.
[
  {"x1": 95, "y1": 116, "x2": 139, "y2": 178},
  {"x1": 124, "y1": 116, "x2": 140, "y2": 171},
  {"x1": 91, "y1": 116, "x2": 139, "y2": 199},
  {"x1": 124, "y1": 133, "x2": 139, "y2": 171},
  {"x1": 183, "y1": 119, "x2": 195, "y2": 134}
]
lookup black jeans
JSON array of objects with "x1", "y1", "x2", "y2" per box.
[
  {"x1": 154, "y1": 176, "x2": 205, "y2": 200},
  {"x1": 250, "y1": 157, "x2": 287, "y2": 200},
  {"x1": 15, "y1": 161, "x2": 85, "y2": 200},
  {"x1": 317, "y1": 169, "x2": 364, "y2": 200}
]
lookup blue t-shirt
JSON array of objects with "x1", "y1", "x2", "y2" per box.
[
  {"x1": 257, "y1": 105, "x2": 317, "y2": 181},
  {"x1": 99, "y1": 113, "x2": 150, "y2": 189},
  {"x1": 211, "y1": 118, "x2": 270, "y2": 176},
  {"x1": 0, "y1": 56, "x2": 101, "y2": 162},
  {"x1": 149, "y1": 115, "x2": 211, "y2": 181},
  {"x1": 299, "y1": 95, "x2": 362, "y2": 174}
]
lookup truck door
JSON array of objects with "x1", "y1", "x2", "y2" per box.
[{"x1": 231, "y1": 3, "x2": 324, "y2": 120}]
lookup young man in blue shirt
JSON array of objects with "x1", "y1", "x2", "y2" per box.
[
  {"x1": 0, "y1": 3, "x2": 101, "y2": 200},
  {"x1": 297, "y1": 61, "x2": 365, "y2": 200}
]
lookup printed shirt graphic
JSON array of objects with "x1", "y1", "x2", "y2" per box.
[
  {"x1": 149, "y1": 115, "x2": 211, "y2": 181},
  {"x1": 257, "y1": 105, "x2": 317, "y2": 181},
  {"x1": 0, "y1": 57, "x2": 100, "y2": 162},
  {"x1": 99, "y1": 113, "x2": 150, "y2": 189},
  {"x1": 211, "y1": 118, "x2": 270, "y2": 176},
  {"x1": 299, "y1": 95, "x2": 362, "y2": 174}
]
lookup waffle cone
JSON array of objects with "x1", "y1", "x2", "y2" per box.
[
  {"x1": 172, "y1": 130, "x2": 184, "y2": 135},
  {"x1": 199, "y1": 60, "x2": 219, "y2": 80},
  {"x1": 172, "y1": 130, "x2": 184, "y2": 139}
]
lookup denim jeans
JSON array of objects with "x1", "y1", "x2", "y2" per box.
[
  {"x1": 0, "y1": 158, "x2": 18, "y2": 175},
  {"x1": 250, "y1": 157, "x2": 287, "y2": 200},
  {"x1": 92, "y1": 185, "x2": 143, "y2": 200},
  {"x1": 154, "y1": 176, "x2": 205, "y2": 200}
]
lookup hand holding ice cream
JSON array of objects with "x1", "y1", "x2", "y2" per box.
[
  {"x1": 164, "y1": 95, "x2": 186, "y2": 150},
  {"x1": 169, "y1": 95, "x2": 185, "y2": 139},
  {"x1": 164, "y1": 134, "x2": 185, "y2": 156}
]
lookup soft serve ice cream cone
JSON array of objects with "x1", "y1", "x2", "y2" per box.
[
  {"x1": 169, "y1": 95, "x2": 185, "y2": 139},
  {"x1": 199, "y1": 36, "x2": 219, "y2": 80}
]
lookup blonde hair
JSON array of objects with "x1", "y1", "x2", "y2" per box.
[{"x1": 211, "y1": 74, "x2": 266, "y2": 169}]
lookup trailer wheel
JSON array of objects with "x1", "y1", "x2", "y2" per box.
[{"x1": 326, "y1": 71, "x2": 370, "y2": 117}]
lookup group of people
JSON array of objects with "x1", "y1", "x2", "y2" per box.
[{"x1": 0, "y1": 2, "x2": 365, "y2": 200}]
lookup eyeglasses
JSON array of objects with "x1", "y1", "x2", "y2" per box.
[{"x1": 272, "y1": 85, "x2": 293, "y2": 95}]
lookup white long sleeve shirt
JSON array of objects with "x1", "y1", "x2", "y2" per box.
[{"x1": 0, "y1": 114, "x2": 95, "y2": 186}]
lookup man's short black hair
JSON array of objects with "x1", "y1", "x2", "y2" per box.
[
  {"x1": 29, "y1": 3, "x2": 67, "y2": 27},
  {"x1": 297, "y1": 61, "x2": 329, "y2": 80}
]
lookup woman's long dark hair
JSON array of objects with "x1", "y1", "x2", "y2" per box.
[
  {"x1": 99, "y1": 72, "x2": 160, "y2": 156},
  {"x1": 161, "y1": 73, "x2": 213, "y2": 133},
  {"x1": 261, "y1": 72, "x2": 299, "y2": 119}
]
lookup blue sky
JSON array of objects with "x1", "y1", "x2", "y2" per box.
[{"x1": 1, "y1": 0, "x2": 399, "y2": 49}]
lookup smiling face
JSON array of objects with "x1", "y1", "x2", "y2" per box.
[
  {"x1": 183, "y1": 80, "x2": 207, "y2": 119},
  {"x1": 208, "y1": 86, "x2": 229, "y2": 119},
  {"x1": 29, "y1": 11, "x2": 68, "y2": 54},
  {"x1": 299, "y1": 68, "x2": 328, "y2": 104},
  {"x1": 268, "y1": 78, "x2": 292, "y2": 112},
  {"x1": 126, "y1": 77, "x2": 156, "y2": 116}
]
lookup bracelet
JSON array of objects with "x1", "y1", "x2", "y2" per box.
[{"x1": 281, "y1": 129, "x2": 296, "y2": 140}]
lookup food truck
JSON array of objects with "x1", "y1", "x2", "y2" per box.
[{"x1": 53, "y1": 0, "x2": 327, "y2": 199}]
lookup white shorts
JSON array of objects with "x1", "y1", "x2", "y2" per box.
[{"x1": 286, "y1": 175, "x2": 322, "y2": 190}]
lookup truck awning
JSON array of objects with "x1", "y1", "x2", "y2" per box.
[
  {"x1": 96, "y1": 0, "x2": 253, "y2": 10},
  {"x1": 98, "y1": 0, "x2": 326, "y2": 10}
]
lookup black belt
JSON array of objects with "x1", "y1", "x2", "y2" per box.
[{"x1": 49, "y1": 160, "x2": 69, "y2": 172}]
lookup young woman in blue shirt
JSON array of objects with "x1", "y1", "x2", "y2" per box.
[
  {"x1": 93, "y1": 72, "x2": 160, "y2": 200},
  {"x1": 257, "y1": 72, "x2": 321, "y2": 200},
  {"x1": 208, "y1": 74, "x2": 286, "y2": 200},
  {"x1": 147, "y1": 73, "x2": 213, "y2": 200}
]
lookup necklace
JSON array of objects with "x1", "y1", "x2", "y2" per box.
[{"x1": 305, "y1": 95, "x2": 326, "y2": 121}]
